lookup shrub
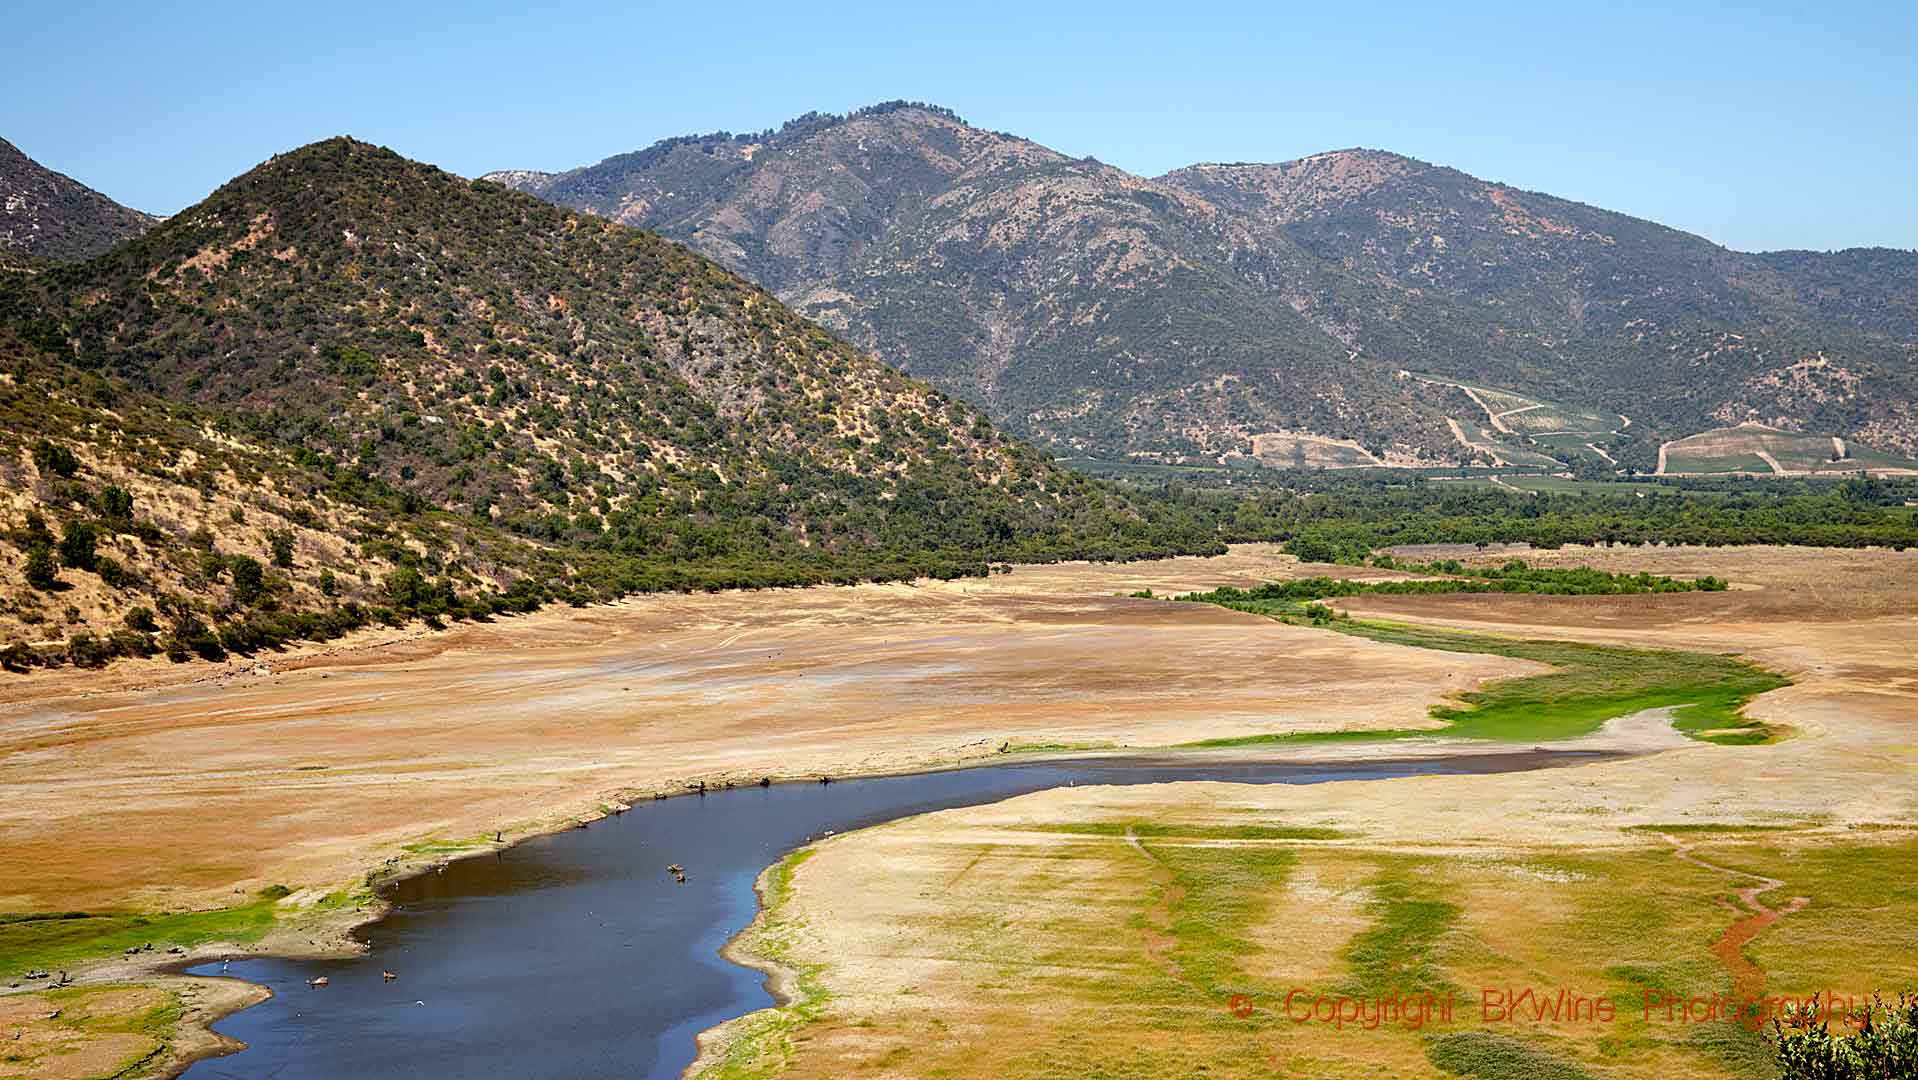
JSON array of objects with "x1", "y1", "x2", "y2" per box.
[
  {"x1": 318, "y1": 569, "x2": 339, "y2": 596},
  {"x1": 1771, "y1": 993, "x2": 1918, "y2": 1079},
  {"x1": 125, "y1": 606, "x2": 158, "y2": 632},
  {"x1": 96, "y1": 485, "x2": 134, "y2": 520},
  {"x1": 57, "y1": 521, "x2": 98, "y2": 572},
  {"x1": 109, "y1": 628, "x2": 157, "y2": 658},
  {"x1": 66, "y1": 632, "x2": 111, "y2": 669},
  {"x1": 229, "y1": 555, "x2": 265, "y2": 604},
  {"x1": 0, "y1": 641, "x2": 35, "y2": 673},
  {"x1": 384, "y1": 566, "x2": 429, "y2": 609},
  {"x1": 32, "y1": 439, "x2": 79, "y2": 478},
  {"x1": 267, "y1": 528, "x2": 296, "y2": 568},
  {"x1": 24, "y1": 545, "x2": 59, "y2": 590},
  {"x1": 95, "y1": 556, "x2": 127, "y2": 588},
  {"x1": 16, "y1": 511, "x2": 55, "y2": 549}
]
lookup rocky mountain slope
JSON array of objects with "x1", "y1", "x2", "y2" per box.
[
  {"x1": 1, "y1": 137, "x2": 156, "y2": 261},
  {"x1": 0, "y1": 137, "x2": 1216, "y2": 669},
  {"x1": 487, "y1": 103, "x2": 1918, "y2": 464}
]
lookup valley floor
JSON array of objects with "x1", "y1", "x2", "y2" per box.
[
  {"x1": 698, "y1": 544, "x2": 1918, "y2": 1079},
  {"x1": 1, "y1": 544, "x2": 1914, "y2": 1078}
]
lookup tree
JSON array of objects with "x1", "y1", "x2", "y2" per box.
[
  {"x1": 96, "y1": 485, "x2": 134, "y2": 521},
  {"x1": 267, "y1": 528, "x2": 296, "y2": 568},
  {"x1": 317, "y1": 569, "x2": 339, "y2": 597},
  {"x1": 25, "y1": 545, "x2": 58, "y2": 590},
  {"x1": 31, "y1": 440, "x2": 78, "y2": 478},
  {"x1": 384, "y1": 566, "x2": 429, "y2": 609},
  {"x1": 58, "y1": 521, "x2": 99, "y2": 572},
  {"x1": 125, "y1": 607, "x2": 158, "y2": 633},
  {"x1": 230, "y1": 555, "x2": 265, "y2": 605}
]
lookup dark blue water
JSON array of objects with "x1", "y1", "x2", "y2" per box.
[{"x1": 183, "y1": 750, "x2": 1610, "y2": 1079}]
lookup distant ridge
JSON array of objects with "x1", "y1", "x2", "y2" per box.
[
  {"x1": 486, "y1": 104, "x2": 1918, "y2": 467},
  {"x1": 0, "y1": 137, "x2": 156, "y2": 261}
]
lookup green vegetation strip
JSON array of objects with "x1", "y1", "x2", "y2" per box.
[
  {"x1": 0, "y1": 890, "x2": 288, "y2": 976},
  {"x1": 1175, "y1": 564, "x2": 1788, "y2": 747},
  {"x1": 692, "y1": 849, "x2": 832, "y2": 1080}
]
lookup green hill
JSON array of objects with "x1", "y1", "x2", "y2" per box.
[{"x1": 0, "y1": 138, "x2": 1220, "y2": 670}]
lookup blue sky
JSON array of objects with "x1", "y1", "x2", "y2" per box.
[{"x1": 7, "y1": 1, "x2": 1913, "y2": 252}]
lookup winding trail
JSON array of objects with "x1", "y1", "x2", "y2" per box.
[
  {"x1": 1660, "y1": 834, "x2": 1810, "y2": 1027},
  {"x1": 1127, "y1": 826, "x2": 1189, "y2": 984}
]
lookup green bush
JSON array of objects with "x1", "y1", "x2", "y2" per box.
[
  {"x1": 0, "y1": 641, "x2": 36, "y2": 673},
  {"x1": 229, "y1": 555, "x2": 265, "y2": 604},
  {"x1": 1771, "y1": 993, "x2": 1918, "y2": 1078},
  {"x1": 57, "y1": 521, "x2": 98, "y2": 572},
  {"x1": 95, "y1": 484, "x2": 134, "y2": 520},
  {"x1": 65, "y1": 633, "x2": 111, "y2": 669},
  {"x1": 32, "y1": 439, "x2": 79, "y2": 478},
  {"x1": 267, "y1": 528, "x2": 296, "y2": 568},
  {"x1": 24, "y1": 545, "x2": 58, "y2": 590}
]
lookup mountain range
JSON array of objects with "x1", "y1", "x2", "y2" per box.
[{"x1": 484, "y1": 102, "x2": 1918, "y2": 468}]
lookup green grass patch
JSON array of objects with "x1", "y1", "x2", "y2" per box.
[
  {"x1": 999, "y1": 740, "x2": 1117, "y2": 755},
  {"x1": 692, "y1": 849, "x2": 833, "y2": 1080},
  {"x1": 1175, "y1": 574, "x2": 1789, "y2": 745},
  {"x1": 1146, "y1": 839, "x2": 1297, "y2": 998},
  {"x1": 1341, "y1": 871, "x2": 1462, "y2": 999},
  {"x1": 398, "y1": 831, "x2": 499, "y2": 856},
  {"x1": 0, "y1": 890, "x2": 286, "y2": 975},
  {"x1": 1425, "y1": 1030, "x2": 1596, "y2": 1080}
]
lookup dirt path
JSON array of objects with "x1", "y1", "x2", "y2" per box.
[
  {"x1": 1756, "y1": 448, "x2": 1788, "y2": 475},
  {"x1": 1461, "y1": 387, "x2": 1514, "y2": 433},
  {"x1": 1127, "y1": 827, "x2": 1188, "y2": 983},
  {"x1": 1445, "y1": 416, "x2": 1509, "y2": 466},
  {"x1": 1491, "y1": 402, "x2": 1548, "y2": 427},
  {"x1": 1662, "y1": 835, "x2": 1810, "y2": 1026}
]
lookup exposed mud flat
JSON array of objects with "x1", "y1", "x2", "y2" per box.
[{"x1": 0, "y1": 545, "x2": 1519, "y2": 914}]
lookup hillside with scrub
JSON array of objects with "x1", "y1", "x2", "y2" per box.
[{"x1": 0, "y1": 138, "x2": 1224, "y2": 671}]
